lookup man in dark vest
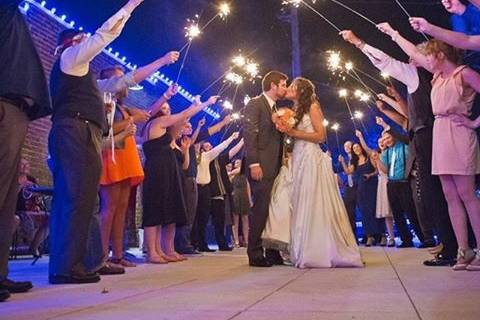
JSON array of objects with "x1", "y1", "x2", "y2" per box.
[
  {"x1": 48, "y1": 0, "x2": 144, "y2": 284},
  {"x1": 341, "y1": 29, "x2": 458, "y2": 266},
  {"x1": 0, "y1": 0, "x2": 52, "y2": 301}
]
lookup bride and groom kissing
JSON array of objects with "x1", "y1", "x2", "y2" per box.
[{"x1": 243, "y1": 71, "x2": 363, "y2": 269}]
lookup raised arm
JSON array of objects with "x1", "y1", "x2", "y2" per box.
[
  {"x1": 229, "y1": 138, "x2": 244, "y2": 160},
  {"x1": 155, "y1": 96, "x2": 219, "y2": 129},
  {"x1": 61, "y1": 0, "x2": 143, "y2": 76},
  {"x1": 150, "y1": 85, "x2": 178, "y2": 117},
  {"x1": 97, "y1": 51, "x2": 180, "y2": 93},
  {"x1": 376, "y1": 100, "x2": 408, "y2": 129},
  {"x1": 208, "y1": 115, "x2": 231, "y2": 136},
  {"x1": 191, "y1": 118, "x2": 206, "y2": 144},
  {"x1": 409, "y1": 17, "x2": 480, "y2": 51},
  {"x1": 180, "y1": 136, "x2": 192, "y2": 171},
  {"x1": 376, "y1": 22, "x2": 432, "y2": 72},
  {"x1": 340, "y1": 30, "x2": 419, "y2": 93},
  {"x1": 204, "y1": 132, "x2": 240, "y2": 162},
  {"x1": 355, "y1": 130, "x2": 374, "y2": 155},
  {"x1": 288, "y1": 103, "x2": 326, "y2": 143}
]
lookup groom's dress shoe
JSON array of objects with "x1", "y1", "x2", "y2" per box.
[
  {"x1": 249, "y1": 257, "x2": 273, "y2": 268},
  {"x1": 266, "y1": 251, "x2": 284, "y2": 265}
]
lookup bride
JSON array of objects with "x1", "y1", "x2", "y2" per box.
[{"x1": 266, "y1": 77, "x2": 363, "y2": 269}]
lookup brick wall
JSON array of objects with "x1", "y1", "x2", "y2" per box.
[{"x1": 21, "y1": 4, "x2": 160, "y2": 186}]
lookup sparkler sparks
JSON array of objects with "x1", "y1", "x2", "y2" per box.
[
  {"x1": 380, "y1": 71, "x2": 390, "y2": 80},
  {"x1": 245, "y1": 62, "x2": 259, "y2": 78},
  {"x1": 331, "y1": 123, "x2": 340, "y2": 131},
  {"x1": 244, "y1": 95, "x2": 251, "y2": 106},
  {"x1": 232, "y1": 55, "x2": 246, "y2": 67},
  {"x1": 327, "y1": 51, "x2": 342, "y2": 72},
  {"x1": 225, "y1": 72, "x2": 243, "y2": 85},
  {"x1": 218, "y1": 3, "x2": 231, "y2": 18},
  {"x1": 323, "y1": 119, "x2": 330, "y2": 127},
  {"x1": 345, "y1": 61, "x2": 354, "y2": 71},
  {"x1": 222, "y1": 100, "x2": 233, "y2": 110},
  {"x1": 353, "y1": 110, "x2": 364, "y2": 120},
  {"x1": 185, "y1": 22, "x2": 201, "y2": 40},
  {"x1": 231, "y1": 112, "x2": 241, "y2": 120},
  {"x1": 338, "y1": 88, "x2": 348, "y2": 98}
]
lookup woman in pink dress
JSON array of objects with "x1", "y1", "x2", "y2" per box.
[{"x1": 424, "y1": 40, "x2": 480, "y2": 271}]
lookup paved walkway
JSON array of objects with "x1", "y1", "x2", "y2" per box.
[{"x1": 3, "y1": 247, "x2": 480, "y2": 320}]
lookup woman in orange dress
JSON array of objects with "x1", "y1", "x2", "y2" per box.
[{"x1": 99, "y1": 103, "x2": 147, "y2": 268}]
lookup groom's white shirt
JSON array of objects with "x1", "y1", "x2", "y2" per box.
[{"x1": 250, "y1": 93, "x2": 276, "y2": 169}]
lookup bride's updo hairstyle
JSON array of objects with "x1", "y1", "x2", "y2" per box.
[{"x1": 293, "y1": 77, "x2": 319, "y2": 127}]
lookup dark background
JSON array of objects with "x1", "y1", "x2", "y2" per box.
[{"x1": 46, "y1": 0, "x2": 451, "y2": 149}]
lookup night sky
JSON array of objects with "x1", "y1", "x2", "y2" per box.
[{"x1": 45, "y1": 0, "x2": 451, "y2": 147}]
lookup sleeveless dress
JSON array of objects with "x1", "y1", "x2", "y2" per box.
[
  {"x1": 431, "y1": 65, "x2": 480, "y2": 175},
  {"x1": 376, "y1": 170, "x2": 392, "y2": 218},
  {"x1": 142, "y1": 133, "x2": 187, "y2": 227},
  {"x1": 288, "y1": 115, "x2": 363, "y2": 268},
  {"x1": 355, "y1": 161, "x2": 384, "y2": 236},
  {"x1": 100, "y1": 107, "x2": 144, "y2": 186},
  {"x1": 232, "y1": 174, "x2": 250, "y2": 216}
]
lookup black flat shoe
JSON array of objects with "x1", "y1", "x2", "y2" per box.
[
  {"x1": 0, "y1": 289, "x2": 10, "y2": 302},
  {"x1": 0, "y1": 279, "x2": 33, "y2": 293},
  {"x1": 423, "y1": 254, "x2": 456, "y2": 267},
  {"x1": 198, "y1": 246, "x2": 216, "y2": 253},
  {"x1": 249, "y1": 257, "x2": 273, "y2": 268},
  {"x1": 219, "y1": 246, "x2": 233, "y2": 251},
  {"x1": 49, "y1": 272, "x2": 101, "y2": 284}
]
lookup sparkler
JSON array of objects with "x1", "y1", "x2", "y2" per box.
[
  {"x1": 338, "y1": 89, "x2": 357, "y2": 130},
  {"x1": 354, "y1": 110, "x2": 368, "y2": 133},
  {"x1": 284, "y1": 0, "x2": 341, "y2": 32},
  {"x1": 323, "y1": 119, "x2": 330, "y2": 127},
  {"x1": 326, "y1": 0, "x2": 377, "y2": 27},
  {"x1": 381, "y1": 71, "x2": 393, "y2": 86},
  {"x1": 331, "y1": 122, "x2": 341, "y2": 151},
  {"x1": 393, "y1": 0, "x2": 429, "y2": 41}
]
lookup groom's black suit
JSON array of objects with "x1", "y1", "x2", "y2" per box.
[{"x1": 243, "y1": 94, "x2": 283, "y2": 263}]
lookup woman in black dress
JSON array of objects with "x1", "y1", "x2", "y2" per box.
[
  {"x1": 142, "y1": 95, "x2": 218, "y2": 264},
  {"x1": 351, "y1": 143, "x2": 385, "y2": 246}
]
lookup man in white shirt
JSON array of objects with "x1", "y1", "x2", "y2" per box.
[{"x1": 48, "y1": 0, "x2": 144, "y2": 284}]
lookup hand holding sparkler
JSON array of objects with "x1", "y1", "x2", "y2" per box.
[
  {"x1": 205, "y1": 95, "x2": 221, "y2": 106},
  {"x1": 124, "y1": 0, "x2": 144, "y2": 14},
  {"x1": 376, "y1": 22, "x2": 398, "y2": 40},
  {"x1": 163, "y1": 84, "x2": 178, "y2": 100},
  {"x1": 339, "y1": 30, "x2": 364, "y2": 48},
  {"x1": 409, "y1": 17, "x2": 432, "y2": 34},
  {"x1": 160, "y1": 51, "x2": 180, "y2": 66},
  {"x1": 355, "y1": 129, "x2": 363, "y2": 139}
]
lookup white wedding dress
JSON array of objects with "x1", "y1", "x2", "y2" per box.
[{"x1": 270, "y1": 114, "x2": 363, "y2": 269}]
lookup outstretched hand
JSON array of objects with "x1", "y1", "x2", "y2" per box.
[
  {"x1": 409, "y1": 17, "x2": 431, "y2": 34},
  {"x1": 339, "y1": 30, "x2": 362, "y2": 47},
  {"x1": 160, "y1": 51, "x2": 180, "y2": 66},
  {"x1": 376, "y1": 22, "x2": 397, "y2": 38}
]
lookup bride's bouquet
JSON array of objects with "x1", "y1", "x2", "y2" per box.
[{"x1": 272, "y1": 107, "x2": 296, "y2": 133}]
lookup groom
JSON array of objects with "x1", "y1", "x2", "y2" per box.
[{"x1": 243, "y1": 71, "x2": 288, "y2": 267}]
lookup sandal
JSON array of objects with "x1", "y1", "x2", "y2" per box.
[
  {"x1": 466, "y1": 249, "x2": 480, "y2": 271},
  {"x1": 452, "y1": 248, "x2": 475, "y2": 271},
  {"x1": 146, "y1": 254, "x2": 168, "y2": 264},
  {"x1": 109, "y1": 257, "x2": 137, "y2": 268}
]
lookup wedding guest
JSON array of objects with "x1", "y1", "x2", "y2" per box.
[
  {"x1": 97, "y1": 53, "x2": 180, "y2": 269},
  {"x1": 338, "y1": 141, "x2": 359, "y2": 238},
  {"x1": 175, "y1": 116, "x2": 232, "y2": 254},
  {"x1": 48, "y1": 0, "x2": 144, "y2": 284},
  {"x1": 341, "y1": 143, "x2": 383, "y2": 246},
  {"x1": 231, "y1": 159, "x2": 253, "y2": 248},
  {"x1": 142, "y1": 95, "x2": 219, "y2": 263},
  {"x1": 192, "y1": 132, "x2": 240, "y2": 252},
  {"x1": 341, "y1": 29, "x2": 457, "y2": 266},
  {"x1": 356, "y1": 130, "x2": 394, "y2": 247},
  {"x1": 405, "y1": 39, "x2": 480, "y2": 270},
  {"x1": 0, "y1": 0, "x2": 52, "y2": 298},
  {"x1": 16, "y1": 159, "x2": 49, "y2": 258},
  {"x1": 376, "y1": 120, "x2": 427, "y2": 248},
  {"x1": 208, "y1": 138, "x2": 244, "y2": 251}
]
